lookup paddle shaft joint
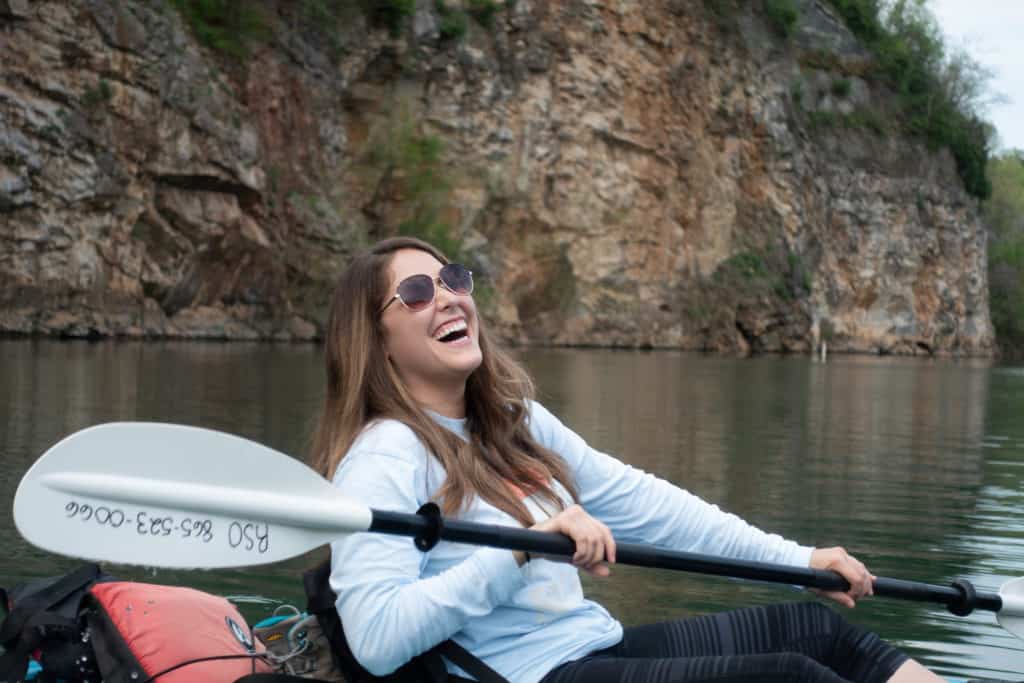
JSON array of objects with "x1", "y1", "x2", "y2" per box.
[
  {"x1": 414, "y1": 502, "x2": 444, "y2": 551},
  {"x1": 949, "y1": 578, "x2": 981, "y2": 616}
]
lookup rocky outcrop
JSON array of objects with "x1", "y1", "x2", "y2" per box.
[{"x1": 0, "y1": 0, "x2": 993, "y2": 354}]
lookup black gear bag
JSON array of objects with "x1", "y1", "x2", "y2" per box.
[{"x1": 0, "y1": 563, "x2": 108, "y2": 683}]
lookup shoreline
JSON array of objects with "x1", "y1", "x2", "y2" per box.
[{"x1": 0, "y1": 331, "x2": 1002, "y2": 360}]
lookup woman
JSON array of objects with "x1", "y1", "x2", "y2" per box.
[{"x1": 311, "y1": 237, "x2": 943, "y2": 683}]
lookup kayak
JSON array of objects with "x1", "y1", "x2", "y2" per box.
[
  {"x1": 20, "y1": 655, "x2": 1019, "y2": 682},
  {"x1": 12, "y1": 423, "x2": 1024, "y2": 683},
  {"x1": 18, "y1": 641, "x2": 1020, "y2": 683},
  {"x1": 11, "y1": 579, "x2": 1021, "y2": 683}
]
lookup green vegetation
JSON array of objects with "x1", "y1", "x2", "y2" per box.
[
  {"x1": 366, "y1": 114, "x2": 464, "y2": 260},
  {"x1": 716, "y1": 252, "x2": 769, "y2": 281},
  {"x1": 436, "y1": 2, "x2": 469, "y2": 41},
  {"x1": 678, "y1": 244, "x2": 811, "y2": 342},
  {"x1": 360, "y1": 0, "x2": 415, "y2": 35},
  {"x1": 831, "y1": 77, "x2": 851, "y2": 97},
  {"x1": 466, "y1": 0, "x2": 502, "y2": 28},
  {"x1": 435, "y1": 0, "x2": 503, "y2": 41},
  {"x1": 166, "y1": 0, "x2": 269, "y2": 58},
  {"x1": 360, "y1": 109, "x2": 500, "y2": 309},
  {"x1": 798, "y1": 47, "x2": 865, "y2": 75},
  {"x1": 703, "y1": 0, "x2": 798, "y2": 38},
  {"x1": 790, "y1": 80, "x2": 805, "y2": 107},
  {"x1": 166, "y1": 0, "x2": 416, "y2": 58},
  {"x1": 826, "y1": 0, "x2": 882, "y2": 39},
  {"x1": 364, "y1": 0, "x2": 501, "y2": 38},
  {"x1": 824, "y1": 0, "x2": 995, "y2": 198},
  {"x1": 712, "y1": 247, "x2": 809, "y2": 302},
  {"x1": 984, "y1": 151, "x2": 1024, "y2": 351},
  {"x1": 295, "y1": 1, "x2": 358, "y2": 58},
  {"x1": 764, "y1": 0, "x2": 799, "y2": 38},
  {"x1": 82, "y1": 79, "x2": 113, "y2": 109},
  {"x1": 168, "y1": 0, "x2": 499, "y2": 56}
]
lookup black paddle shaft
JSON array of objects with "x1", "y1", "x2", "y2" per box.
[{"x1": 367, "y1": 505, "x2": 1002, "y2": 617}]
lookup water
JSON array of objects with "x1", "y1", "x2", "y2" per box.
[{"x1": 0, "y1": 339, "x2": 1022, "y2": 679}]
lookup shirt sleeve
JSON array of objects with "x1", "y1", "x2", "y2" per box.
[
  {"x1": 329, "y1": 445, "x2": 526, "y2": 677},
  {"x1": 527, "y1": 401, "x2": 814, "y2": 569}
]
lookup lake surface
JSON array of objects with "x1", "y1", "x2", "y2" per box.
[{"x1": 1, "y1": 339, "x2": 1022, "y2": 679}]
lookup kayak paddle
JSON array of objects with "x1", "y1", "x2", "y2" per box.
[{"x1": 12, "y1": 422, "x2": 1024, "y2": 640}]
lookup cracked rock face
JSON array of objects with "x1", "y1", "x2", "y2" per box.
[
  {"x1": 0, "y1": 1, "x2": 343, "y2": 339},
  {"x1": 0, "y1": 0, "x2": 994, "y2": 355}
]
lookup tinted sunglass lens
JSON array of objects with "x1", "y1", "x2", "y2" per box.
[
  {"x1": 440, "y1": 264, "x2": 473, "y2": 294},
  {"x1": 397, "y1": 274, "x2": 435, "y2": 309}
]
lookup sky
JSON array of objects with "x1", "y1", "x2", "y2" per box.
[{"x1": 930, "y1": 0, "x2": 1024, "y2": 152}]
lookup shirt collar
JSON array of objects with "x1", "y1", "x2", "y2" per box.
[{"x1": 425, "y1": 409, "x2": 468, "y2": 437}]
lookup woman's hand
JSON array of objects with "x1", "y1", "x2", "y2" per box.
[
  {"x1": 809, "y1": 546, "x2": 875, "y2": 608},
  {"x1": 528, "y1": 504, "x2": 617, "y2": 577}
]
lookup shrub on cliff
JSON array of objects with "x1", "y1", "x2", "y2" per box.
[
  {"x1": 166, "y1": 0, "x2": 269, "y2": 58},
  {"x1": 360, "y1": 108, "x2": 464, "y2": 261},
  {"x1": 765, "y1": 0, "x2": 799, "y2": 38},
  {"x1": 168, "y1": 0, "x2": 418, "y2": 56},
  {"x1": 825, "y1": 0, "x2": 996, "y2": 199},
  {"x1": 360, "y1": 0, "x2": 415, "y2": 35}
]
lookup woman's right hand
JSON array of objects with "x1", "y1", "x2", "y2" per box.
[{"x1": 523, "y1": 504, "x2": 617, "y2": 577}]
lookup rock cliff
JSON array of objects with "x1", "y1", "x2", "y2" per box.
[{"x1": 0, "y1": 0, "x2": 994, "y2": 354}]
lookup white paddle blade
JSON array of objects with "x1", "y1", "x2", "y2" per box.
[
  {"x1": 998, "y1": 576, "x2": 1024, "y2": 640},
  {"x1": 13, "y1": 423, "x2": 372, "y2": 568}
]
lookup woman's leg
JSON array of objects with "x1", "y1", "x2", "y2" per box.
[
  {"x1": 542, "y1": 602, "x2": 909, "y2": 683},
  {"x1": 614, "y1": 602, "x2": 906, "y2": 682},
  {"x1": 541, "y1": 651, "x2": 849, "y2": 683}
]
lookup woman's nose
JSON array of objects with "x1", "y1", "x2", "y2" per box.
[{"x1": 434, "y1": 280, "x2": 459, "y2": 309}]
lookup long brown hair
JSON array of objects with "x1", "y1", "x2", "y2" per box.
[{"x1": 310, "y1": 237, "x2": 578, "y2": 526}]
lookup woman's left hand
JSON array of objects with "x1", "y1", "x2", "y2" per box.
[{"x1": 809, "y1": 546, "x2": 874, "y2": 608}]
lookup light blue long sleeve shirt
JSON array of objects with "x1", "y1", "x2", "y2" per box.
[{"x1": 330, "y1": 401, "x2": 814, "y2": 682}]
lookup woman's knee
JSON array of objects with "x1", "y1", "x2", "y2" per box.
[
  {"x1": 791, "y1": 601, "x2": 847, "y2": 640},
  {"x1": 800, "y1": 601, "x2": 841, "y2": 624},
  {"x1": 792, "y1": 601, "x2": 907, "y2": 680}
]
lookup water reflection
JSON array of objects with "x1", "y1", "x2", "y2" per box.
[
  {"x1": 0, "y1": 341, "x2": 1021, "y2": 678},
  {"x1": 523, "y1": 349, "x2": 1021, "y2": 678}
]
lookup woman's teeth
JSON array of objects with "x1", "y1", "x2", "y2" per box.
[{"x1": 435, "y1": 319, "x2": 468, "y2": 342}]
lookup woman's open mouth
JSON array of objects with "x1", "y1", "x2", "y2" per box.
[{"x1": 434, "y1": 319, "x2": 470, "y2": 344}]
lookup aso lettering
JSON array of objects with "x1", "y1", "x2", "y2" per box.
[{"x1": 228, "y1": 521, "x2": 270, "y2": 554}]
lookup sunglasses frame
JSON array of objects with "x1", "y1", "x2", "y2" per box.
[{"x1": 380, "y1": 263, "x2": 474, "y2": 314}]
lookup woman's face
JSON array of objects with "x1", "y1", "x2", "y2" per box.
[{"x1": 380, "y1": 248, "x2": 483, "y2": 397}]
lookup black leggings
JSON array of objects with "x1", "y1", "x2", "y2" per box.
[{"x1": 539, "y1": 602, "x2": 909, "y2": 683}]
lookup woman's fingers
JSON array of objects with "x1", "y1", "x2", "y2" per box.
[
  {"x1": 851, "y1": 557, "x2": 873, "y2": 596},
  {"x1": 532, "y1": 505, "x2": 615, "y2": 576},
  {"x1": 809, "y1": 546, "x2": 875, "y2": 607},
  {"x1": 565, "y1": 507, "x2": 605, "y2": 567},
  {"x1": 579, "y1": 520, "x2": 616, "y2": 576},
  {"x1": 601, "y1": 521, "x2": 617, "y2": 564}
]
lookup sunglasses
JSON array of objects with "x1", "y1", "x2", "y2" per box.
[{"x1": 380, "y1": 263, "x2": 474, "y2": 313}]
